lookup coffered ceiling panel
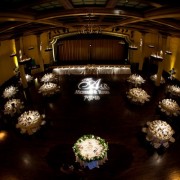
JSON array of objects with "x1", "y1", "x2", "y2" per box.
[{"x1": 0, "y1": 0, "x2": 180, "y2": 40}]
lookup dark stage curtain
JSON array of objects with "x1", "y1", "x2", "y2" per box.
[{"x1": 58, "y1": 37, "x2": 128, "y2": 65}]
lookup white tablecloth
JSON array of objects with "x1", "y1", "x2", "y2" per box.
[
  {"x1": 142, "y1": 120, "x2": 175, "y2": 148},
  {"x1": 53, "y1": 65, "x2": 131, "y2": 75},
  {"x1": 16, "y1": 111, "x2": 45, "y2": 135}
]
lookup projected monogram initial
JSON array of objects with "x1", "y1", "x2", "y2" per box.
[{"x1": 75, "y1": 78, "x2": 110, "y2": 101}]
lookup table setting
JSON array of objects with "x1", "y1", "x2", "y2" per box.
[
  {"x1": 2, "y1": 86, "x2": 18, "y2": 99},
  {"x1": 126, "y1": 88, "x2": 150, "y2": 104},
  {"x1": 4, "y1": 98, "x2": 24, "y2": 116},
  {"x1": 41, "y1": 73, "x2": 57, "y2": 83},
  {"x1": 16, "y1": 110, "x2": 46, "y2": 135},
  {"x1": 73, "y1": 134, "x2": 108, "y2": 170},
  {"x1": 158, "y1": 98, "x2": 180, "y2": 116},
  {"x1": 166, "y1": 85, "x2": 180, "y2": 97},
  {"x1": 53, "y1": 65, "x2": 131, "y2": 75},
  {"x1": 38, "y1": 82, "x2": 60, "y2": 96},
  {"x1": 142, "y1": 120, "x2": 175, "y2": 148},
  {"x1": 127, "y1": 74, "x2": 145, "y2": 87}
]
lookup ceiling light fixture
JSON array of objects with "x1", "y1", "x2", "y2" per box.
[{"x1": 79, "y1": 13, "x2": 101, "y2": 34}]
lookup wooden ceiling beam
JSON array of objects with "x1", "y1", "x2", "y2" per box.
[
  {"x1": 15, "y1": 0, "x2": 56, "y2": 10},
  {"x1": 59, "y1": 0, "x2": 74, "y2": 9},
  {"x1": 0, "y1": 12, "x2": 72, "y2": 27},
  {"x1": 110, "y1": 17, "x2": 142, "y2": 27},
  {"x1": 140, "y1": 0, "x2": 162, "y2": 8},
  {"x1": 67, "y1": 22, "x2": 114, "y2": 26},
  {"x1": 58, "y1": 0, "x2": 83, "y2": 24},
  {"x1": 37, "y1": 8, "x2": 142, "y2": 20},
  {"x1": 149, "y1": 19, "x2": 180, "y2": 31},
  {"x1": 98, "y1": 0, "x2": 118, "y2": 23},
  {"x1": 107, "y1": 6, "x2": 180, "y2": 30},
  {"x1": 0, "y1": 22, "x2": 29, "y2": 34},
  {"x1": 0, "y1": 12, "x2": 35, "y2": 22},
  {"x1": 145, "y1": 7, "x2": 180, "y2": 19}
]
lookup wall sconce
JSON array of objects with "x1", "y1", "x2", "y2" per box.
[
  {"x1": 165, "y1": 50, "x2": 172, "y2": 55},
  {"x1": 140, "y1": 38, "x2": 143, "y2": 47},
  {"x1": 10, "y1": 52, "x2": 17, "y2": 57},
  {"x1": 129, "y1": 44, "x2": 138, "y2": 50},
  {"x1": 148, "y1": 45, "x2": 155, "y2": 48},
  {"x1": 45, "y1": 46, "x2": 52, "y2": 52},
  {"x1": 28, "y1": 46, "x2": 34, "y2": 50}
]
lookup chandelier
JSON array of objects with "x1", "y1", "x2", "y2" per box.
[{"x1": 79, "y1": 13, "x2": 101, "y2": 34}]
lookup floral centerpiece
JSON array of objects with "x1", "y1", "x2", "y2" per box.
[
  {"x1": 127, "y1": 74, "x2": 145, "y2": 86},
  {"x1": 73, "y1": 134, "x2": 108, "y2": 162},
  {"x1": 3, "y1": 86, "x2": 18, "y2": 99},
  {"x1": 4, "y1": 99, "x2": 24, "y2": 116},
  {"x1": 41, "y1": 73, "x2": 56, "y2": 83},
  {"x1": 166, "y1": 85, "x2": 180, "y2": 97},
  {"x1": 159, "y1": 99, "x2": 180, "y2": 116},
  {"x1": 126, "y1": 88, "x2": 150, "y2": 104},
  {"x1": 148, "y1": 120, "x2": 174, "y2": 141},
  {"x1": 38, "y1": 82, "x2": 60, "y2": 96}
]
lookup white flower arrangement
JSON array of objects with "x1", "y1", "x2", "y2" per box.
[
  {"x1": 127, "y1": 74, "x2": 145, "y2": 85},
  {"x1": 73, "y1": 134, "x2": 108, "y2": 162},
  {"x1": 3, "y1": 86, "x2": 18, "y2": 99}
]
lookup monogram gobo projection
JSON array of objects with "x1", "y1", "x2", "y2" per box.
[{"x1": 75, "y1": 78, "x2": 110, "y2": 101}]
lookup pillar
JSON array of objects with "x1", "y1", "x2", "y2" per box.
[
  {"x1": 138, "y1": 32, "x2": 146, "y2": 71},
  {"x1": 19, "y1": 64, "x2": 28, "y2": 88},
  {"x1": 155, "y1": 61, "x2": 164, "y2": 86},
  {"x1": 15, "y1": 37, "x2": 28, "y2": 89},
  {"x1": 36, "y1": 34, "x2": 44, "y2": 72},
  {"x1": 155, "y1": 34, "x2": 167, "y2": 86}
]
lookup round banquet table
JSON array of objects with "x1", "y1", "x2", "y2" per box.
[
  {"x1": 158, "y1": 99, "x2": 180, "y2": 116},
  {"x1": 127, "y1": 74, "x2": 145, "y2": 87},
  {"x1": 142, "y1": 120, "x2": 175, "y2": 149},
  {"x1": 4, "y1": 99, "x2": 24, "y2": 116},
  {"x1": 41, "y1": 73, "x2": 56, "y2": 83},
  {"x1": 38, "y1": 82, "x2": 60, "y2": 96},
  {"x1": 166, "y1": 85, "x2": 180, "y2": 97},
  {"x1": 3, "y1": 86, "x2": 18, "y2": 99},
  {"x1": 126, "y1": 88, "x2": 150, "y2": 104},
  {"x1": 16, "y1": 110, "x2": 45, "y2": 135},
  {"x1": 73, "y1": 135, "x2": 108, "y2": 170}
]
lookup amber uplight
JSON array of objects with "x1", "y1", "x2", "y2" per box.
[{"x1": 0, "y1": 131, "x2": 7, "y2": 141}]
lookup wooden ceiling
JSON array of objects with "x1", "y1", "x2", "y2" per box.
[{"x1": 0, "y1": 0, "x2": 180, "y2": 40}]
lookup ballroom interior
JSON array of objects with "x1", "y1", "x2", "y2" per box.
[{"x1": 0, "y1": 0, "x2": 180, "y2": 180}]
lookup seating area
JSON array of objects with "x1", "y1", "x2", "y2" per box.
[{"x1": 0, "y1": 66, "x2": 180, "y2": 180}]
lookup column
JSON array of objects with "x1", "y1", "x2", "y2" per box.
[
  {"x1": 19, "y1": 64, "x2": 28, "y2": 88},
  {"x1": 138, "y1": 32, "x2": 146, "y2": 71},
  {"x1": 36, "y1": 34, "x2": 44, "y2": 72},
  {"x1": 155, "y1": 34, "x2": 167, "y2": 86},
  {"x1": 155, "y1": 61, "x2": 164, "y2": 86},
  {"x1": 15, "y1": 37, "x2": 28, "y2": 89}
]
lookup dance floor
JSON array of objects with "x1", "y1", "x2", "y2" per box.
[{"x1": 0, "y1": 72, "x2": 180, "y2": 180}]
